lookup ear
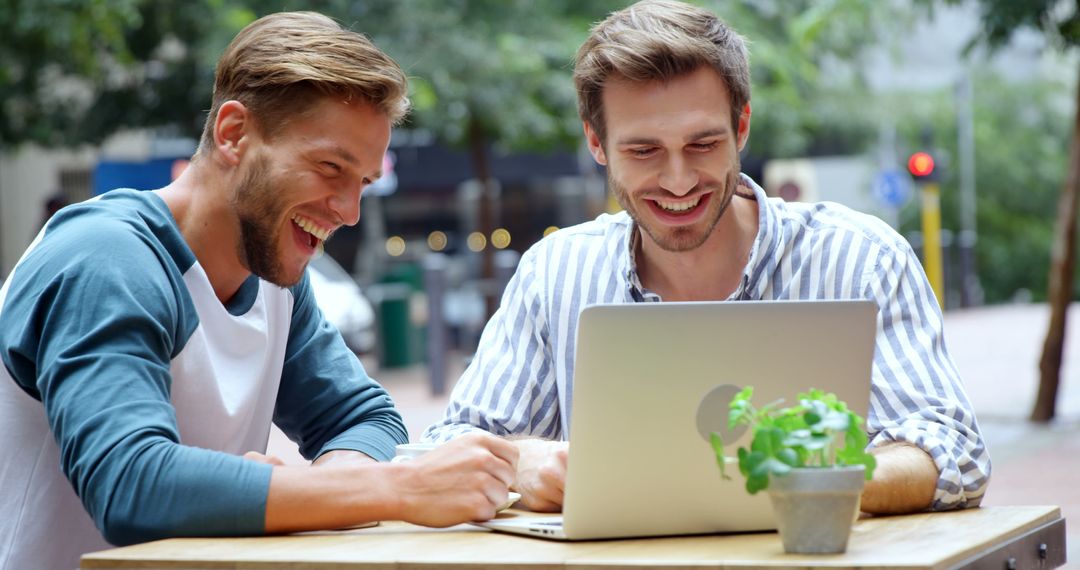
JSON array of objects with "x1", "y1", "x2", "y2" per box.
[
  {"x1": 735, "y1": 102, "x2": 752, "y2": 152},
  {"x1": 213, "y1": 100, "x2": 251, "y2": 166},
  {"x1": 583, "y1": 121, "x2": 608, "y2": 166}
]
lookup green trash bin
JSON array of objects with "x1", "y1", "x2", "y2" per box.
[{"x1": 368, "y1": 280, "x2": 426, "y2": 369}]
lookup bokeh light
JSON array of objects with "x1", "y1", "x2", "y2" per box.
[
  {"x1": 467, "y1": 231, "x2": 487, "y2": 252},
  {"x1": 491, "y1": 228, "x2": 511, "y2": 249},
  {"x1": 385, "y1": 236, "x2": 406, "y2": 257},
  {"x1": 427, "y1": 230, "x2": 448, "y2": 252}
]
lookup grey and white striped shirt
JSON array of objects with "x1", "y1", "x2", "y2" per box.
[{"x1": 424, "y1": 175, "x2": 989, "y2": 510}]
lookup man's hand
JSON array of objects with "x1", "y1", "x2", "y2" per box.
[
  {"x1": 390, "y1": 432, "x2": 518, "y2": 527},
  {"x1": 511, "y1": 439, "x2": 568, "y2": 512},
  {"x1": 860, "y1": 442, "x2": 938, "y2": 515}
]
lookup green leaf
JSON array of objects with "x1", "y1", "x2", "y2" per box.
[
  {"x1": 777, "y1": 448, "x2": 800, "y2": 467},
  {"x1": 710, "y1": 432, "x2": 731, "y2": 480},
  {"x1": 746, "y1": 473, "x2": 769, "y2": 495}
]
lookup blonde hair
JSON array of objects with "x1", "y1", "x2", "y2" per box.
[
  {"x1": 574, "y1": 0, "x2": 750, "y2": 143},
  {"x1": 198, "y1": 11, "x2": 409, "y2": 153}
]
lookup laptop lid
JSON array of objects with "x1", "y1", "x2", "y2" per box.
[{"x1": 559, "y1": 300, "x2": 877, "y2": 540}]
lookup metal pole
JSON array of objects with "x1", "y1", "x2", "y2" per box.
[
  {"x1": 423, "y1": 252, "x2": 449, "y2": 396},
  {"x1": 920, "y1": 182, "x2": 945, "y2": 308},
  {"x1": 956, "y1": 72, "x2": 980, "y2": 307}
]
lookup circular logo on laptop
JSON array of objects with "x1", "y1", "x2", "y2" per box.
[{"x1": 695, "y1": 384, "x2": 748, "y2": 445}]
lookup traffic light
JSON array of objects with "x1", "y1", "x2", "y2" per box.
[
  {"x1": 907, "y1": 149, "x2": 944, "y2": 307},
  {"x1": 907, "y1": 152, "x2": 936, "y2": 181}
]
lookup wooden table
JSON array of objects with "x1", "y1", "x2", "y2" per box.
[{"x1": 82, "y1": 505, "x2": 1066, "y2": 569}]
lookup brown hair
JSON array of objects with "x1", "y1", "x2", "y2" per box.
[
  {"x1": 197, "y1": 11, "x2": 409, "y2": 154},
  {"x1": 574, "y1": 0, "x2": 750, "y2": 144}
]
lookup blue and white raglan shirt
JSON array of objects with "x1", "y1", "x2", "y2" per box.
[
  {"x1": 0, "y1": 189, "x2": 407, "y2": 570},
  {"x1": 424, "y1": 175, "x2": 990, "y2": 511}
]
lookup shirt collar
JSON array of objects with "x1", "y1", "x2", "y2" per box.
[
  {"x1": 621, "y1": 173, "x2": 782, "y2": 302},
  {"x1": 740, "y1": 175, "x2": 784, "y2": 301}
]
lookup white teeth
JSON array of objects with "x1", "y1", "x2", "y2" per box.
[
  {"x1": 657, "y1": 197, "x2": 701, "y2": 212},
  {"x1": 291, "y1": 214, "x2": 330, "y2": 241}
]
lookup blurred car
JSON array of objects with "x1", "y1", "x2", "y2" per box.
[{"x1": 307, "y1": 254, "x2": 376, "y2": 354}]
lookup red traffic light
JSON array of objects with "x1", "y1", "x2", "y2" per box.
[{"x1": 907, "y1": 152, "x2": 935, "y2": 178}]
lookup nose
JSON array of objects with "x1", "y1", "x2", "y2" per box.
[
  {"x1": 328, "y1": 185, "x2": 363, "y2": 227},
  {"x1": 657, "y1": 154, "x2": 698, "y2": 196}
]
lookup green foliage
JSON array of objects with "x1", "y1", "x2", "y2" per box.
[
  {"x1": 702, "y1": 0, "x2": 915, "y2": 159},
  {"x1": 887, "y1": 71, "x2": 1073, "y2": 303},
  {"x1": 958, "y1": 0, "x2": 1080, "y2": 49},
  {"x1": 949, "y1": 0, "x2": 1080, "y2": 304},
  {"x1": 0, "y1": 0, "x2": 234, "y2": 147},
  {"x1": 351, "y1": 0, "x2": 617, "y2": 153},
  {"x1": 1, "y1": 0, "x2": 914, "y2": 161},
  {"x1": 710, "y1": 387, "x2": 876, "y2": 495}
]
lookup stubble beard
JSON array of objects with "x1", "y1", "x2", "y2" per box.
[
  {"x1": 231, "y1": 154, "x2": 300, "y2": 288},
  {"x1": 610, "y1": 164, "x2": 741, "y2": 253}
]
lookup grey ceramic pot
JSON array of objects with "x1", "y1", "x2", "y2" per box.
[{"x1": 767, "y1": 465, "x2": 866, "y2": 554}]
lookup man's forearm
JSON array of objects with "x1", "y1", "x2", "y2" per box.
[
  {"x1": 264, "y1": 462, "x2": 400, "y2": 533},
  {"x1": 860, "y1": 442, "x2": 938, "y2": 515}
]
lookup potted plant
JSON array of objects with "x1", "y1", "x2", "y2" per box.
[{"x1": 710, "y1": 387, "x2": 877, "y2": 554}]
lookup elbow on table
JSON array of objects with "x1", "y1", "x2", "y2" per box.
[{"x1": 98, "y1": 509, "x2": 176, "y2": 547}]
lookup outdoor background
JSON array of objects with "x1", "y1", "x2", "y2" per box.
[{"x1": 2, "y1": 0, "x2": 1078, "y2": 566}]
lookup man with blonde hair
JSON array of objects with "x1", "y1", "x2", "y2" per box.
[
  {"x1": 426, "y1": 0, "x2": 989, "y2": 517},
  {"x1": 0, "y1": 12, "x2": 516, "y2": 570}
]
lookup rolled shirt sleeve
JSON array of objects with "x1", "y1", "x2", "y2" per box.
[{"x1": 863, "y1": 242, "x2": 991, "y2": 510}]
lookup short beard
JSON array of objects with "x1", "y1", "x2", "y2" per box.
[
  {"x1": 610, "y1": 166, "x2": 740, "y2": 253},
  {"x1": 230, "y1": 154, "x2": 296, "y2": 287}
]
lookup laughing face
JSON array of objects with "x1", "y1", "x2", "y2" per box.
[
  {"x1": 586, "y1": 67, "x2": 750, "y2": 253},
  {"x1": 229, "y1": 98, "x2": 391, "y2": 287}
]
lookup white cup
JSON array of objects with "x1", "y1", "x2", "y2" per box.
[{"x1": 391, "y1": 442, "x2": 439, "y2": 463}]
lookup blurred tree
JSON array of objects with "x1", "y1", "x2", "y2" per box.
[
  {"x1": 958, "y1": 0, "x2": 1080, "y2": 422},
  {"x1": 707, "y1": 0, "x2": 908, "y2": 160},
  {"x1": 0, "y1": 0, "x2": 259, "y2": 147},
  {"x1": 886, "y1": 74, "x2": 1068, "y2": 306}
]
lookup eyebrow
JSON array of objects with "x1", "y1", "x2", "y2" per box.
[
  {"x1": 324, "y1": 145, "x2": 382, "y2": 180},
  {"x1": 615, "y1": 127, "x2": 729, "y2": 147},
  {"x1": 328, "y1": 145, "x2": 359, "y2": 166}
]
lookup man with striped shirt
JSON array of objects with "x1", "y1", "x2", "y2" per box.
[{"x1": 425, "y1": 0, "x2": 989, "y2": 516}]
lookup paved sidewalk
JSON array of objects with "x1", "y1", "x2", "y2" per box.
[
  {"x1": 269, "y1": 302, "x2": 1078, "y2": 566},
  {"x1": 945, "y1": 303, "x2": 1079, "y2": 568}
]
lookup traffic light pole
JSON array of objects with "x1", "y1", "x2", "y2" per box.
[{"x1": 920, "y1": 181, "x2": 945, "y2": 308}]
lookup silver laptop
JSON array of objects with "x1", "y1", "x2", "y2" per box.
[{"x1": 479, "y1": 300, "x2": 877, "y2": 540}]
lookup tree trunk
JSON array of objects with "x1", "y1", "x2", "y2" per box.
[
  {"x1": 1033, "y1": 65, "x2": 1080, "y2": 423},
  {"x1": 467, "y1": 114, "x2": 498, "y2": 319}
]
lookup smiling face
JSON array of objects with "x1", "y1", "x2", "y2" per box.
[
  {"x1": 230, "y1": 97, "x2": 391, "y2": 287},
  {"x1": 586, "y1": 67, "x2": 750, "y2": 253}
]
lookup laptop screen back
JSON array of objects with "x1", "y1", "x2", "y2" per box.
[{"x1": 561, "y1": 300, "x2": 877, "y2": 540}]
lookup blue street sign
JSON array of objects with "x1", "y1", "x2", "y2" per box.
[{"x1": 872, "y1": 169, "x2": 910, "y2": 209}]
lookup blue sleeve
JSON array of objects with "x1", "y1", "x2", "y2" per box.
[
  {"x1": 0, "y1": 213, "x2": 272, "y2": 546},
  {"x1": 273, "y1": 270, "x2": 407, "y2": 462}
]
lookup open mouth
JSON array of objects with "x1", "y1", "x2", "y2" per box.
[
  {"x1": 646, "y1": 193, "x2": 711, "y2": 225},
  {"x1": 291, "y1": 213, "x2": 330, "y2": 250},
  {"x1": 654, "y1": 196, "x2": 702, "y2": 215}
]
